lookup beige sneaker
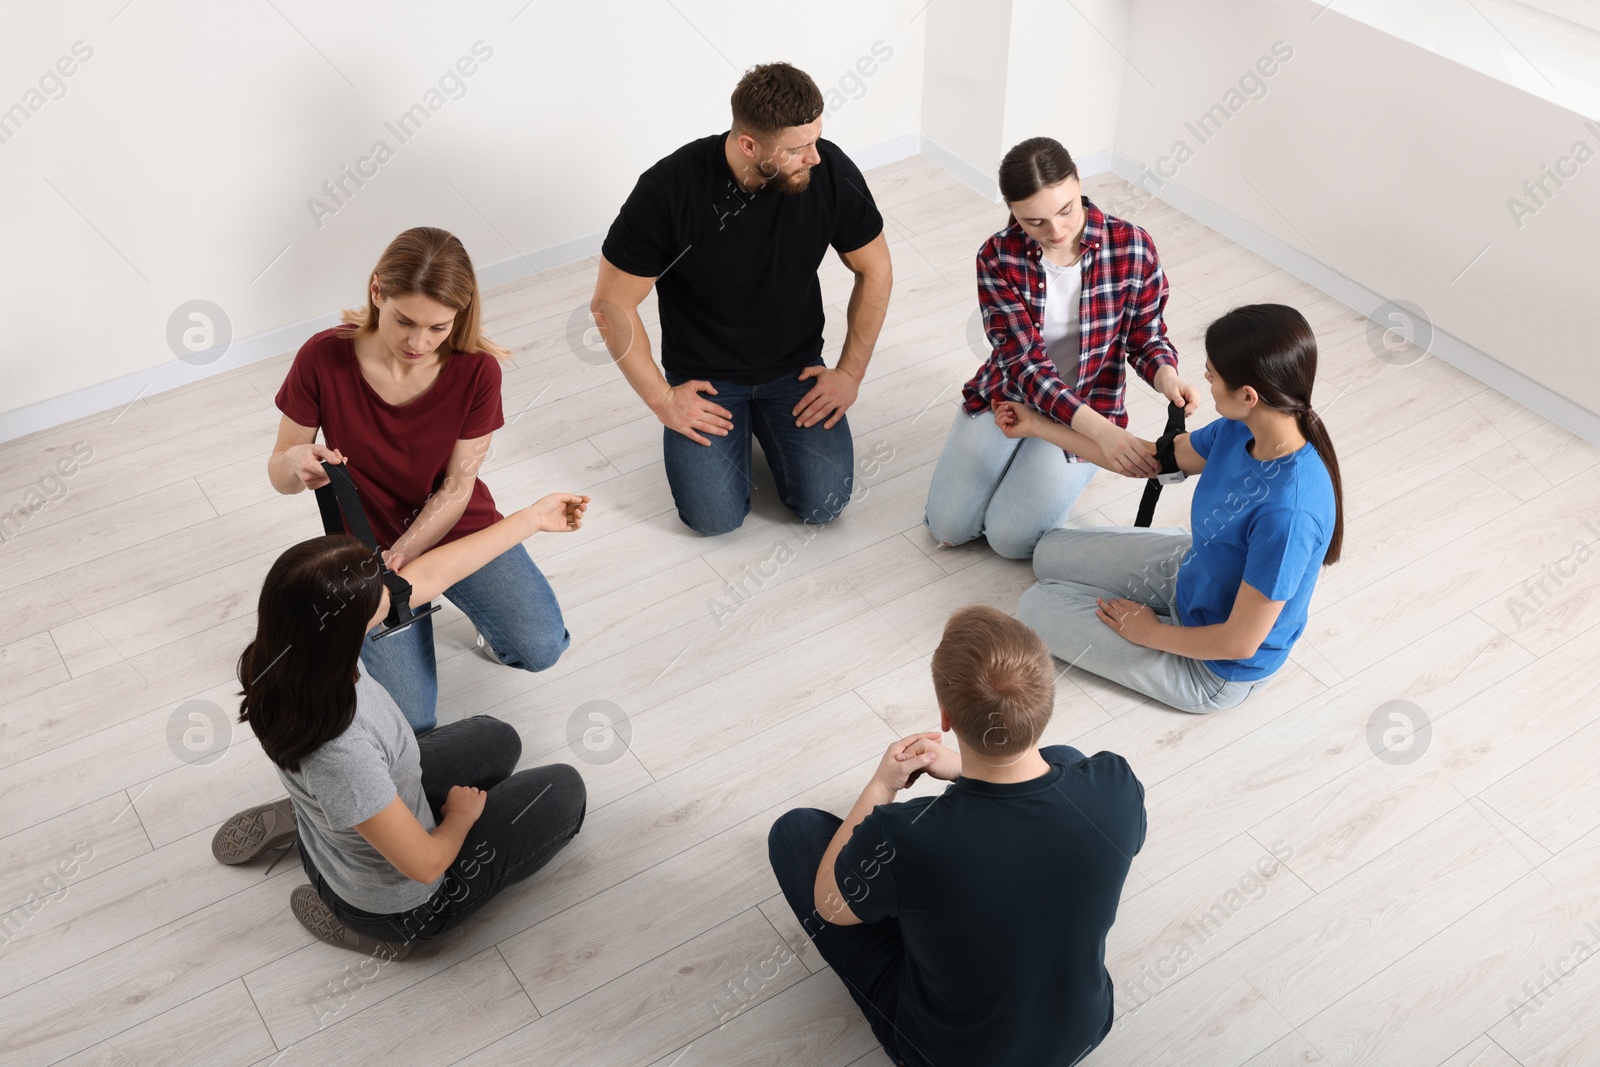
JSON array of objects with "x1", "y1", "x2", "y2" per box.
[
  {"x1": 212, "y1": 798, "x2": 297, "y2": 865},
  {"x1": 289, "y1": 885, "x2": 414, "y2": 960}
]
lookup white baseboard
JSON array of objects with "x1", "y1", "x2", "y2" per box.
[
  {"x1": 0, "y1": 310, "x2": 348, "y2": 446},
  {"x1": 917, "y1": 135, "x2": 1001, "y2": 201},
  {"x1": 1105, "y1": 150, "x2": 1600, "y2": 448},
  {"x1": 475, "y1": 228, "x2": 609, "y2": 292},
  {"x1": 847, "y1": 131, "x2": 923, "y2": 174}
]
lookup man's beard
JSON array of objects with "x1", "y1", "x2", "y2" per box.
[{"x1": 764, "y1": 165, "x2": 813, "y2": 195}]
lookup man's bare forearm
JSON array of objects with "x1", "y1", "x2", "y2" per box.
[
  {"x1": 836, "y1": 268, "x2": 890, "y2": 381},
  {"x1": 608, "y1": 306, "x2": 670, "y2": 410}
]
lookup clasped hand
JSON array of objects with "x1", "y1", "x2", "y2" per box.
[{"x1": 872, "y1": 731, "x2": 962, "y2": 793}]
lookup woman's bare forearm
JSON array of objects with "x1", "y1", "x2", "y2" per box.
[
  {"x1": 268, "y1": 449, "x2": 305, "y2": 495},
  {"x1": 397, "y1": 510, "x2": 537, "y2": 604},
  {"x1": 1025, "y1": 416, "x2": 1126, "y2": 469},
  {"x1": 1140, "y1": 618, "x2": 1252, "y2": 661},
  {"x1": 390, "y1": 485, "x2": 472, "y2": 562}
]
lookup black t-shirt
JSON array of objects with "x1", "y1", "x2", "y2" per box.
[
  {"x1": 836, "y1": 749, "x2": 1147, "y2": 1067},
  {"x1": 600, "y1": 132, "x2": 884, "y2": 385}
]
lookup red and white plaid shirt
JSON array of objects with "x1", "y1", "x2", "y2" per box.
[{"x1": 960, "y1": 197, "x2": 1179, "y2": 459}]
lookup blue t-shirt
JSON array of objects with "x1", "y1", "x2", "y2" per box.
[
  {"x1": 835, "y1": 747, "x2": 1146, "y2": 1067},
  {"x1": 1175, "y1": 417, "x2": 1336, "y2": 681}
]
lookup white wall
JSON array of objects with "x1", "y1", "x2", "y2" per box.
[
  {"x1": 1332, "y1": 0, "x2": 1600, "y2": 120},
  {"x1": 9, "y1": 0, "x2": 1599, "y2": 438},
  {"x1": 0, "y1": 0, "x2": 927, "y2": 433},
  {"x1": 1117, "y1": 0, "x2": 1600, "y2": 423},
  {"x1": 919, "y1": 0, "x2": 1126, "y2": 196},
  {"x1": 1001, "y1": 0, "x2": 1127, "y2": 168},
  {"x1": 920, "y1": 0, "x2": 1013, "y2": 196}
]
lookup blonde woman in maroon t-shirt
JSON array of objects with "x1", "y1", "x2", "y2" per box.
[{"x1": 266, "y1": 226, "x2": 583, "y2": 735}]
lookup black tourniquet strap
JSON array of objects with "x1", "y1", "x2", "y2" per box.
[
  {"x1": 314, "y1": 460, "x2": 439, "y2": 641},
  {"x1": 1134, "y1": 402, "x2": 1188, "y2": 528}
]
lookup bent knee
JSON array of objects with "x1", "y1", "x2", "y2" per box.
[
  {"x1": 986, "y1": 533, "x2": 1042, "y2": 560},
  {"x1": 1015, "y1": 582, "x2": 1052, "y2": 629},
  {"x1": 547, "y1": 763, "x2": 588, "y2": 825},
  {"x1": 514, "y1": 629, "x2": 570, "y2": 673},
  {"x1": 791, "y1": 494, "x2": 848, "y2": 526},
  {"x1": 679, "y1": 506, "x2": 749, "y2": 537},
  {"x1": 476, "y1": 716, "x2": 524, "y2": 766},
  {"x1": 923, "y1": 507, "x2": 980, "y2": 549}
]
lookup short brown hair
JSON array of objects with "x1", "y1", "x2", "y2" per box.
[
  {"x1": 730, "y1": 62, "x2": 823, "y2": 140},
  {"x1": 930, "y1": 606, "x2": 1055, "y2": 757}
]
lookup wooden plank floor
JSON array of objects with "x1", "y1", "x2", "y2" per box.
[{"x1": 2, "y1": 156, "x2": 1598, "y2": 1067}]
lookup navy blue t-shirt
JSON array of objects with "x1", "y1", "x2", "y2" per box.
[
  {"x1": 1175, "y1": 417, "x2": 1336, "y2": 681},
  {"x1": 600, "y1": 132, "x2": 884, "y2": 385},
  {"x1": 835, "y1": 747, "x2": 1147, "y2": 1067}
]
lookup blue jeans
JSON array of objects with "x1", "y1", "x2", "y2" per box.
[
  {"x1": 768, "y1": 745, "x2": 1091, "y2": 1067},
  {"x1": 1018, "y1": 526, "x2": 1273, "y2": 712},
  {"x1": 663, "y1": 357, "x2": 855, "y2": 536},
  {"x1": 358, "y1": 542, "x2": 569, "y2": 734},
  {"x1": 924, "y1": 408, "x2": 1098, "y2": 559}
]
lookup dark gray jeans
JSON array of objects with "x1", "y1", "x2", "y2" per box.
[{"x1": 299, "y1": 715, "x2": 586, "y2": 943}]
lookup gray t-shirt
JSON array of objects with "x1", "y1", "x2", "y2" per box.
[{"x1": 277, "y1": 670, "x2": 443, "y2": 914}]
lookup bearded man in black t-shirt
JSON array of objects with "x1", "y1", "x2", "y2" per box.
[{"x1": 591, "y1": 62, "x2": 893, "y2": 536}]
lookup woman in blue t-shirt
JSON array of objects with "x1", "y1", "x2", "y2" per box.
[{"x1": 995, "y1": 303, "x2": 1344, "y2": 712}]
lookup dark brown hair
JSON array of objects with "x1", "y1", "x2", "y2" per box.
[
  {"x1": 931, "y1": 606, "x2": 1055, "y2": 758},
  {"x1": 998, "y1": 137, "x2": 1079, "y2": 227},
  {"x1": 1205, "y1": 304, "x2": 1345, "y2": 565},
  {"x1": 238, "y1": 536, "x2": 384, "y2": 771},
  {"x1": 339, "y1": 226, "x2": 510, "y2": 360},
  {"x1": 730, "y1": 62, "x2": 824, "y2": 140}
]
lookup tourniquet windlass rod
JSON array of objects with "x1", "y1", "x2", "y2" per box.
[
  {"x1": 1134, "y1": 401, "x2": 1189, "y2": 528},
  {"x1": 314, "y1": 460, "x2": 440, "y2": 641}
]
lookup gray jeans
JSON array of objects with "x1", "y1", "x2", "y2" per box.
[{"x1": 1018, "y1": 526, "x2": 1274, "y2": 713}]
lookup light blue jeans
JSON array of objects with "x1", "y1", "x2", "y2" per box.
[
  {"x1": 359, "y1": 542, "x2": 570, "y2": 733},
  {"x1": 1017, "y1": 526, "x2": 1273, "y2": 713},
  {"x1": 923, "y1": 408, "x2": 1098, "y2": 559}
]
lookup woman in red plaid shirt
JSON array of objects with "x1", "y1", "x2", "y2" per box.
[{"x1": 924, "y1": 137, "x2": 1199, "y2": 558}]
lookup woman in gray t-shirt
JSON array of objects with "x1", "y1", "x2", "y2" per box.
[{"x1": 222, "y1": 491, "x2": 592, "y2": 957}]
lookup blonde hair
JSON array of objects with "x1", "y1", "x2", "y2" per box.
[
  {"x1": 931, "y1": 606, "x2": 1055, "y2": 757},
  {"x1": 339, "y1": 226, "x2": 511, "y2": 360}
]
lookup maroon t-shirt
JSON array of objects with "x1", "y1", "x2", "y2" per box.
[{"x1": 275, "y1": 327, "x2": 506, "y2": 550}]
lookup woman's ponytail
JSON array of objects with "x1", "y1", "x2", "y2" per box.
[{"x1": 1206, "y1": 306, "x2": 1345, "y2": 566}]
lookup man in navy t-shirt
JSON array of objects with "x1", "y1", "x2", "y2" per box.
[
  {"x1": 768, "y1": 605, "x2": 1147, "y2": 1066},
  {"x1": 591, "y1": 61, "x2": 893, "y2": 536}
]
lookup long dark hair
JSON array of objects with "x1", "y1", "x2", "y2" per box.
[
  {"x1": 238, "y1": 535, "x2": 384, "y2": 771},
  {"x1": 1205, "y1": 304, "x2": 1344, "y2": 565},
  {"x1": 998, "y1": 137, "x2": 1078, "y2": 228}
]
